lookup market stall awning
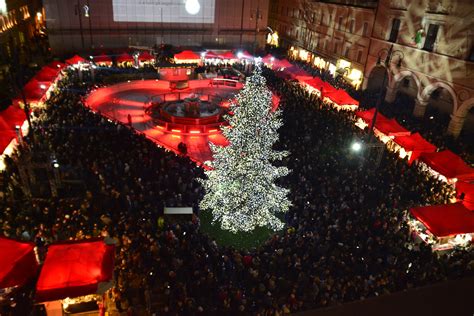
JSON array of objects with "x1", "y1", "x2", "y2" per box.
[
  {"x1": 0, "y1": 236, "x2": 38, "y2": 289},
  {"x1": 374, "y1": 118, "x2": 410, "y2": 137},
  {"x1": 0, "y1": 105, "x2": 26, "y2": 154},
  {"x1": 174, "y1": 50, "x2": 200, "y2": 61},
  {"x1": 219, "y1": 51, "x2": 236, "y2": 60},
  {"x1": 93, "y1": 54, "x2": 113, "y2": 64},
  {"x1": 261, "y1": 54, "x2": 274, "y2": 64},
  {"x1": 392, "y1": 133, "x2": 436, "y2": 163},
  {"x1": 302, "y1": 77, "x2": 338, "y2": 95},
  {"x1": 456, "y1": 181, "x2": 474, "y2": 210},
  {"x1": 138, "y1": 51, "x2": 155, "y2": 61},
  {"x1": 35, "y1": 239, "x2": 115, "y2": 302},
  {"x1": 65, "y1": 55, "x2": 86, "y2": 65},
  {"x1": 34, "y1": 66, "x2": 61, "y2": 82},
  {"x1": 116, "y1": 52, "x2": 134, "y2": 63},
  {"x1": 272, "y1": 58, "x2": 292, "y2": 69},
  {"x1": 418, "y1": 150, "x2": 474, "y2": 182},
  {"x1": 47, "y1": 61, "x2": 67, "y2": 70},
  {"x1": 203, "y1": 51, "x2": 220, "y2": 59},
  {"x1": 325, "y1": 89, "x2": 359, "y2": 107},
  {"x1": 410, "y1": 203, "x2": 474, "y2": 237},
  {"x1": 239, "y1": 50, "x2": 254, "y2": 59},
  {"x1": 22, "y1": 78, "x2": 50, "y2": 101}
]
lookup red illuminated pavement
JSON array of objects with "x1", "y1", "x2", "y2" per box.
[{"x1": 85, "y1": 80, "x2": 236, "y2": 165}]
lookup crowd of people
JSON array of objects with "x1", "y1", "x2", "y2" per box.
[{"x1": 0, "y1": 64, "x2": 473, "y2": 315}]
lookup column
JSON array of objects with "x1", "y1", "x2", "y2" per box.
[
  {"x1": 362, "y1": 76, "x2": 370, "y2": 90},
  {"x1": 413, "y1": 98, "x2": 429, "y2": 118},
  {"x1": 447, "y1": 113, "x2": 466, "y2": 139},
  {"x1": 384, "y1": 85, "x2": 397, "y2": 103}
]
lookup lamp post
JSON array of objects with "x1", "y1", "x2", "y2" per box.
[
  {"x1": 250, "y1": 2, "x2": 262, "y2": 55},
  {"x1": 368, "y1": 44, "x2": 404, "y2": 142}
]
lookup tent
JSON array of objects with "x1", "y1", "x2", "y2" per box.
[
  {"x1": 116, "y1": 52, "x2": 134, "y2": 64},
  {"x1": 35, "y1": 239, "x2": 115, "y2": 302},
  {"x1": 219, "y1": 51, "x2": 236, "y2": 60},
  {"x1": 238, "y1": 50, "x2": 253, "y2": 59},
  {"x1": 21, "y1": 78, "x2": 50, "y2": 102},
  {"x1": 303, "y1": 77, "x2": 338, "y2": 95},
  {"x1": 261, "y1": 54, "x2": 275, "y2": 65},
  {"x1": 392, "y1": 133, "x2": 436, "y2": 164},
  {"x1": 203, "y1": 51, "x2": 220, "y2": 59},
  {"x1": 325, "y1": 89, "x2": 359, "y2": 107},
  {"x1": 455, "y1": 181, "x2": 474, "y2": 210},
  {"x1": 0, "y1": 105, "x2": 26, "y2": 154},
  {"x1": 65, "y1": 55, "x2": 86, "y2": 65},
  {"x1": 138, "y1": 51, "x2": 155, "y2": 62},
  {"x1": 272, "y1": 58, "x2": 292, "y2": 69},
  {"x1": 93, "y1": 54, "x2": 113, "y2": 65},
  {"x1": 410, "y1": 203, "x2": 474, "y2": 237},
  {"x1": 34, "y1": 66, "x2": 61, "y2": 82},
  {"x1": 174, "y1": 50, "x2": 201, "y2": 64},
  {"x1": 47, "y1": 61, "x2": 67, "y2": 70},
  {"x1": 0, "y1": 236, "x2": 38, "y2": 289},
  {"x1": 373, "y1": 118, "x2": 410, "y2": 137},
  {"x1": 355, "y1": 108, "x2": 379, "y2": 126},
  {"x1": 418, "y1": 150, "x2": 474, "y2": 182}
]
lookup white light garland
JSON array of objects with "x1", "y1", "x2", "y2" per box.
[{"x1": 199, "y1": 68, "x2": 291, "y2": 233}]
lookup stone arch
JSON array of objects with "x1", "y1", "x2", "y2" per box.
[
  {"x1": 392, "y1": 70, "x2": 422, "y2": 98},
  {"x1": 420, "y1": 82, "x2": 458, "y2": 113},
  {"x1": 366, "y1": 64, "x2": 390, "y2": 92},
  {"x1": 456, "y1": 97, "x2": 474, "y2": 117}
]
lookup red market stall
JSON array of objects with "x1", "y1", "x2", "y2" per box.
[
  {"x1": 203, "y1": 51, "x2": 220, "y2": 59},
  {"x1": 219, "y1": 51, "x2": 237, "y2": 60},
  {"x1": 35, "y1": 239, "x2": 115, "y2": 303},
  {"x1": 18, "y1": 78, "x2": 50, "y2": 106},
  {"x1": 0, "y1": 236, "x2": 38, "y2": 291},
  {"x1": 47, "y1": 61, "x2": 67, "y2": 70},
  {"x1": 238, "y1": 50, "x2": 253, "y2": 60},
  {"x1": 174, "y1": 50, "x2": 201, "y2": 64},
  {"x1": 93, "y1": 54, "x2": 113, "y2": 66},
  {"x1": 418, "y1": 150, "x2": 474, "y2": 183},
  {"x1": 409, "y1": 203, "x2": 474, "y2": 251},
  {"x1": 34, "y1": 66, "x2": 61, "y2": 82},
  {"x1": 261, "y1": 54, "x2": 274, "y2": 65},
  {"x1": 389, "y1": 132, "x2": 437, "y2": 164},
  {"x1": 116, "y1": 52, "x2": 134, "y2": 65},
  {"x1": 324, "y1": 89, "x2": 359, "y2": 110},
  {"x1": 138, "y1": 51, "x2": 155, "y2": 62},
  {"x1": 455, "y1": 181, "x2": 474, "y2": 210},
  {"x1": 272, "y1": 58, "x2": 292, "y2": 69},
  {"x1": 373, "y1": 118, "x2": 410, "y2": 139},
  {"x1": 0, "y1": 105, "x2": 26, "y2": 157},
  {"x1": 65, "y1": 55, "x2": 86, "y2": 65}
]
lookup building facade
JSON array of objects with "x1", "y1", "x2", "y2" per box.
[
  {"x1": 268, "y1": 0, "x2": 474, "y2": 137},
  {"x1": 43, "y1": 0, "x2": 269, "y2": 55}
]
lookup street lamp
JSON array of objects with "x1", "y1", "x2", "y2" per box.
[{"x1": 351, "y1": 141, "x2": 362, "y2": 152}]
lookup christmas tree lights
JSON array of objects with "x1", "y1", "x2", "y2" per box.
[{"x1": 200, "y1": 67, "x2": 291, "y2": 233}]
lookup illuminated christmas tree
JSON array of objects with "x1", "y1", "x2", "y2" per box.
[{"x1": 200, "y1": 67, "x2": 291, "y2": 233}]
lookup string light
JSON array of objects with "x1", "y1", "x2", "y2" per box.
[{"x1": 200, "y1": 67, "x2": 291, "y2": 233}]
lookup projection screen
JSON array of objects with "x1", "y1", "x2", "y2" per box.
[{"x1": 112, "y1": 0, "x2": 216, "y2": 23}]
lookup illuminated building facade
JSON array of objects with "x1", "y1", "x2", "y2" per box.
[
  {"x1": 42, "y1": 0, "x2": 269, "y2": 54},
  {"x1": 268, "y1": 0, "x2": 474, "y2": 137}
]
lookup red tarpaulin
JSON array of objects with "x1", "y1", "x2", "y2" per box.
[
  {"x1": 94, "y1": 54, "x2": 113, "y2": 64},
  {"x1": 138, "y1": 51, "x2": 155, "y2": 61},
  {"x1": 419, "y1": 150, "x2": 474, "y2": 182},
  {"x1": 303, "y1": 77, "x2": 338, "y2": 95},
  {"x1": 0, "y1": 236, "x2": 38, "y2": 289},
  {"x1": 0, "y1": 105, "x2": 26, "y2": 154},
  {"x1": 65, "y1": 55, "x2": 86, "y2": 65},
  {"x1": 219, "y1": 51, "x2": 236, "y2": 60},
  {"x1": 174, "y1": 50, "x2": 200, "y2": 61},
  {"x1": 456, "y1": 181, "x2": 474, "y2": 210},
  {"x1": 34, "y1": 66, "x2": 61, "y2": 82},
  {"x1": 373, "y1": 118, "x2": 410, "y2": 137},
  {"x1": 273, "y1": 58, "x2": 293, "y2": 69},
  {"x1": 393, "y1": 132, "x2": 437, "y2": 163},
  {"x1": 116, "y1": 52, "x2": 134, "y2": 63},
  {"x1": 204, "y1": 51, "x2": 220, "y2": 59},
  {"x1": 355, "y1": 108, "x2": 379, "y2": 125},
  {"x1": 261, "y1": 54, "x2": 274, "y2": 64},
  {"x1": 22, "y1": 78, "x2": 50, "y2": 101},
  {"x1": 47, "y1": 61, "x2": 67, "y2": 70},
  {"x1": 410, "y1": 203, "x2": 474, "y2": 237},
  {"x1": 35, "y1": 239, "x2": 115, "y2": 302},
  {"x1": 325, "y1": 89, "x2": 359, "y2": 106}
]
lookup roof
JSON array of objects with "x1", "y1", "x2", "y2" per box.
[
  {"x1": 410, "y1": 203, "x2": 474, "y2": 237},
  {"x1": 65, "y1": 55, "x2": 86, "y2": 65},
  {"x1": 174, "y1": 50, "x2": 200, "y2": 60},
  {"x1": 116, "y1": 52, "x2": 134, "y2": 63},
  {"x1": 34, "y1": 66, "x2": 61, "y2": 82},
  {"x1": 456, "y1": 181, "x2": 474, "y2": 210},
  {"x1": 374, "y1": 118, "x2": 410, "y2": 136},
  {"x1": 0, "y1": 105, "x2": 26, "y2": 154},
  {"x1": 393, "y1": 133, "x2": 436, "y2": 152},
  {"x1": 273, "y1": 58, "x2": 292, "y2": 69},
  {"x1": 326, "y1": 89, "x2": 359, "y2": 106},
  {"x1": 35, "y1": 239, "x2": 115, "y2": 302},
  {"x1": 0, "y1": 236, "x2": 38, "y2": 289},
  {"x1": 22, "y1": 79, "x2": 50, "y2": 101},
  {"x1": 419, "y1": 150, "x2": 474, "y2": 181},
  {"x1": 219, "y1": 51, "x2": 236, "y2": 59},
  {"x1": 138, "y1": 51, "x2": 155, "y2": 61},
  {"x1": 94, "y1": 54, "x2": 113, "y2": 63}
]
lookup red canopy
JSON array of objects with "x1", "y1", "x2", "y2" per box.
[
  {"x1": 22, "y1": 78, "x2": 50, "y2": 101},
  {"x1": 65, "y1": 55, "x2": 86, "y2": 65},
  {"x1": 273, "y1": 58, "x2": 292, "y2": 69},
  {"x1": 261, "y1": 54, "x2": 274, "y2": 64},
  {"x1": 34, "y1": 66, "x2": 61, "y2": 82},
  {"x1": 204, "y1": 51, "x2": 220, "y2": 59},
  {"x1": 116, "y1": 52, "x2": 134, "y2": 63},
  {"x1": 239, "y1": 50, "x2": 254, "y2": 59},
  {"x1": 0, "y1": 236, "x2": 38, "y2": 289},
  {"x1": 138, "y1": 51, "x2": 155, "y2": 61},
  {"x1": 174, "y1": 50, "x2": 200, "y2": 61},
  {"x1": 35, "y1": 239, "x2": 115, "y2": 302},
  {"x1": 410, "y1": 203, "x2": 474, "y2": 237},
  {"x1": 393, "y1": 133, "x2": 437, "y2": 163},
  {"x1": 374, "y1": 118, "x2": 410, "y2": 137},
  {"x1": 456, "y1": 181, "x2": 474, "y2": 210},
  {"x1": 219, "y1": 51, "x2": 236, "y2": 60},
  {"x1": 47, "y1": 61, "x2": 67, "y2": 70},
  {"x1": 325, "y1": 89, "x2": 359, "y2": 106},
  {"x1": 0, "y1": 105, "x2": 26, "y2": 154},
  {"x1": 94, "y1": 54, "x2": 113, "y2": 64},
  {"x1": 303, "y1": 77, "x2": 338, "y2": 95},
  {"x1": 419, "y1": 150, "x2": 474, "y2": 181}
]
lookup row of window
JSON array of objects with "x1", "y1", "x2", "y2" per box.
[{"x1": 389, "y1": 18, "x2": 439, "y2": 52}]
